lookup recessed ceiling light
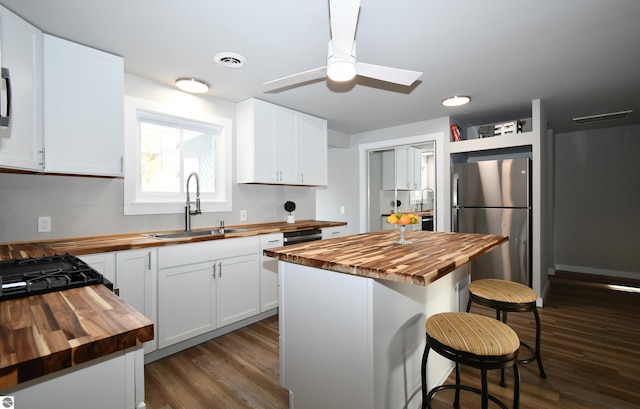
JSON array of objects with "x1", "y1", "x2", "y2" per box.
[
  {"x1": 214, "y1": 52, "x2": 246, "y2": 69},
  {"x1": 175, "y1": 78, "x2": 209, "y2": 94},
  {"x1": 442, "y1": 96, "x2": 471, "y2": 107}
]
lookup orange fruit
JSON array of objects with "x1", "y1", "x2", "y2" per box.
[{"x1": 399, "y1": 214, "x2": 410, "y2": 225}]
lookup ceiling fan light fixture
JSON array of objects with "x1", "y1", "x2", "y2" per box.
[
  {"x1": 327, "y1": 58, "x2": 356, "y2": 82},
  {"x1": 175, "y1": 78, "x2": 209, "y2": 94},
  {"x1": 442, "y1": 96, "x2": 471, "y2": 107}
]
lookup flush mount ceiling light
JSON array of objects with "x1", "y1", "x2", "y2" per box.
[
  {"x1": 175, "y1": 78, "x2": 209, "y2": 94},
  {"x1": 441, "y1": 96, "x2": 471, "y2": 107},
  {"x1": 572, "y1": 109, "x2": 633, "y2": 125},
  {"x1": 214, "y1": 52, "x2": 246, "y2": 69}
]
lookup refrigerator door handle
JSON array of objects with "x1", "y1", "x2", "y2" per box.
[
  {"x1": 452, "y1": 207, "x2": 458, "y2": 232},
  {"x1": 452, "y1": 173, "x2": 459, "y2": 232},
  {"x1": 452, "y1": 173, "x2": 459, "y2": 207}
]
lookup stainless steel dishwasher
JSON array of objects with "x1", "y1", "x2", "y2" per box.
[{"x1": 282, "y1": 228, "x2": 323, "y2": 246}]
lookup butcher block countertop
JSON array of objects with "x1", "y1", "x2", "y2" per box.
[
  {"x1": 0, "y1": 220, "x2": 346, "y2": 259},
  {"x1": 0, "y1": 219, "x2": 343, "y2": 388},
  {"x1": 264, "y1": 230, "x2": 507, "y2": 287},
  {"x1": 0, "y1": 284, "x2": 153, "y2": 389}
]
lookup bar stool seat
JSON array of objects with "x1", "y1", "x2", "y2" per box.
[
  {"x1": 466, "y1": 279, "x2": 547, "y2": 381},
  {"x1": 421, "y1": 312, "x2": 521, "y2": 409}
]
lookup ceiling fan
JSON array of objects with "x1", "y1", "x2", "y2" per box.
[{"x1": 263, "y1": 0, "x2": 423, "y2": 90}]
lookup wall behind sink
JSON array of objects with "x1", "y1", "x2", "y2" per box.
[{"x1": 0, "y1": 74, "x2": 316, "y2": 243}]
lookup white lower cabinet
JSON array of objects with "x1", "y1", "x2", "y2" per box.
[
  {"x1": 78, "y1": 252, "x2": 115, "y2": 284},
  {"x1": 259, "y1": 233, "x2": 284, "y2": 312},
  {"x1": 116, "y1": 248, "x2": 158, "y2": 354},
  {"x1": 321, "y1": 225, "x2": 348, "y2": 239},
  {"x1": 80, "y1": 250, "x2": 158, "y2": 354},
  {"x1": 216, "y1": 253, "x2": 260, "y2": 327},
  {"x1": 158, "y1": 261, "x2": 216, "y2": 348},
  {"x1": 157, "y1": 236, "x2": 260, "y2": 349}
]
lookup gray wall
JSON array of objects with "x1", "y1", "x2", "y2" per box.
[
  {"x1": 315, "y1": 146, "x2": 360, "y2": 236},
  {"x1": 0, "y1": 74, "x2": 317, "y2": 243},
  {"x1": 554, "y1": 124, "x2": 640, "y2": 279}
]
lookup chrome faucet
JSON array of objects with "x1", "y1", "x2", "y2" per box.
[
  {"x1": 185, "y1": 172, "x2": 202, "y2": 231},
  {"x1": 420, "y1": 188, "x2": 434, "y2": 212}
]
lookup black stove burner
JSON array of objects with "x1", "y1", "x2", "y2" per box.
[{"x1": 0, "y1": 253, "x2": 113, "y2": 301}]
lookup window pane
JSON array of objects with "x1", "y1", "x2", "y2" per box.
[
  {"x1": 183, "y1": 129, "x2": 215, "y2": 193},
  {"x1": 140, "y1": 121, "x2": 180, "y2": 193}
]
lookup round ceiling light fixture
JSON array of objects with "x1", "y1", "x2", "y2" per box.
[
  {"x1": 327, "y1": 58, "x2": 356, "y2": 82},
  {"x1": 441, "y1": 95, "x2": 471, "y2": 107},
  {"x1": 175, "y1": 78, "x2": 210, "y2": 94},
  {"x1": 214, "y1": 52, "x2": 246, "y2": 69}
]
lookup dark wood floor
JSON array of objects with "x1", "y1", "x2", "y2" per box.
[{"x1": 145, "y1": 271, "x2": 640, "y2": 409}]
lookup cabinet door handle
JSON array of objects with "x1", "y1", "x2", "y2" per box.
[
  {"x1": 147, "y1": 251, "x2": 151, "y2": 270},
  {"x1": 212, "y1": 263, "x2": 216, "y2": 279},
  {"x1": 218, "y1": 262, "x2": 222, "y2": 278},
  {"x1": 0, "y1": 68, "x2": 11, "y2": 127},
  {"x1": 267, "y1": 239, "x2": 280, "y2": 243}
]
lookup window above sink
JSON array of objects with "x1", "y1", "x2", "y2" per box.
[{"x1": 123, "y1": 96, "x2": 233, "y2": 215}]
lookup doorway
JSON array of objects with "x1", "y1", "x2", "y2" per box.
[{"x1": 367, "y1": 141, "x2": 436, "y2": 232}]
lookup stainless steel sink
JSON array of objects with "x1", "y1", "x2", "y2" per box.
[
  {"x1": 221, "y1": 228, "x2": 250, "y2": 234},
  {"x1": 144, "y1": 230, "x2": 221, "y2": 239},
  {"x1": 144, "y1": 228, "x2": 249, "y2": 239}
]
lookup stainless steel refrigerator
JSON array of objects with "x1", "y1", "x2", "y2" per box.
[{"x1": 452, "y1": 157, "x2": 531, "y2": 286}]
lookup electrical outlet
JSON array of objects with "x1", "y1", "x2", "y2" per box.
[
  {"x1": 340, "y1": 206, "x2": 345, "y2": 214},
  {"x1": 240, "y1": 209, "x2": 247, "y2": 221},
  {"x1": 38, "y1": 216, "x2": 51, "y2": 233}
]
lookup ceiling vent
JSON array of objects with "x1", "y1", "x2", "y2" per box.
[
  {"x1": 572, "y1": 110, "x2": 633, "y2": 125},
  {"x1": 214, "y1": 52, "x2": 246, "y2": 69}
]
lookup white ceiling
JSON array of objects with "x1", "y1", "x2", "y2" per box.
[{"x1": 2, "y1": 0, "x2": 640, "y2": 135}]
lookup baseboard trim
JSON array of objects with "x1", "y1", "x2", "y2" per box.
[{"x1": 555, "y1": 264, "x2": 639, "y2": 281}]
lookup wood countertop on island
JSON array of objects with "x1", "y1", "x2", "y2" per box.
[
  {"x1": 264, "y1": 229, "x2": 508, "y2": 286},
  {"x1": 0, "y1": 284, "x2": 153, "y2": 389}
]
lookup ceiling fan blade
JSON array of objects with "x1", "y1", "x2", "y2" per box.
[
  {"x1": 356, "y1": 62, "x2": 423, "y2": 86},
  {"x1": 329, "y1": 0, "x2": 360, "y2": 56},
  {"x1": 263, "y1": 66, "x2": 327, "y2": 89}
]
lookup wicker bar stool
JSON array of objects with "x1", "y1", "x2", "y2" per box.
[
  {"x1": 466, "y1": 278, "x2": 547, "y2": 385},
  {"x1": 421, "y1": 312, "x2": 520, "y2": 409}
]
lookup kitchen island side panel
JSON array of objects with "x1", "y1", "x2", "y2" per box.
[
  {"x1": 279, "y1": 261, "x2": 374, "y2": 409},
  {"x1": 279, "y1": 262, "x2": 459, "y2": 409}
]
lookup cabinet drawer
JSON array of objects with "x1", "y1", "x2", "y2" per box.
[{"x1": 158, "y1": 236, "x2": 259, "y2": 269}]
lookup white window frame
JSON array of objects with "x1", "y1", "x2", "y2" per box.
[{"x1": 123, "y1": 96, "x2": 232, "y2": 215}]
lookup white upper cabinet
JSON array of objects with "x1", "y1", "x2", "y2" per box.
[
  {"x1": 296, "y1": 110, "x2": 328, "y2": 186},
  {"x1": 382, "y1": 146, "x2": 421, "y2": 191},
  {"x1": 237, "y1": 98, "x2": 327, "y2": 186},
  {"x1": 0, "y1": 6, "x2": 43, "y2": 171},
  {"x1": 42, "y1": 34, "x2": 124, "y2": 176}
]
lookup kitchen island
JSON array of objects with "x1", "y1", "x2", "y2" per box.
[
  {"x1": 0, "y1": 284, "x2": 153, "y2": 408},
  {"x1": 265, "y1": 229, "x2": 507, "y2": 409}
]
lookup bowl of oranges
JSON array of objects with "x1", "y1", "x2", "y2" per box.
[
  {"x1": 386, "y1": 212, "x2": 419, "y2": 244},
  {"x1": 386, "y1": 212, "x2": 419, "y2": 226}
]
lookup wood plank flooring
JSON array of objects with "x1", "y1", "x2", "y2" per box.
[{"x1": 145, "y1": 271, "x2": 640, "y2": 409}]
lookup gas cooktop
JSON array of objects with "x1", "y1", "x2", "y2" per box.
[{"x1": 0, "y1": 253, "x2": 113, "y2": 301}]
